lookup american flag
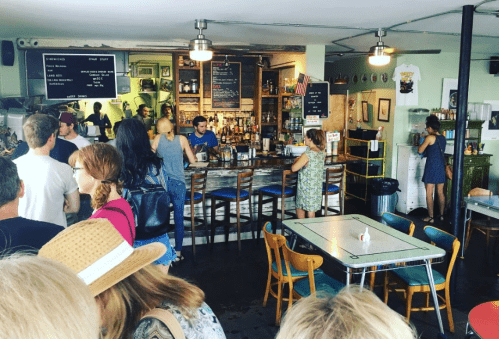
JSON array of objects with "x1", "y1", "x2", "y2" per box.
[{"x1": 295, "y1": 73, "x2": 310, "y2": 96}]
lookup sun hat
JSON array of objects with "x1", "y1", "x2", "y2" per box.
[
  {"x1": 59, "y1": 112, "x2": 76, "y2": 125},
  {"x1": 38, "y1": 218, "x2": 166, "y2": 296}
]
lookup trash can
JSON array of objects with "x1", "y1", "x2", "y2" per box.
[{"x1": 370, "y1": 178, "x2": 401, "y2": 217}]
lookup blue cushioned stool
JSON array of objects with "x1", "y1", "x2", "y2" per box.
[
  {"x1": 257, "y1": 170, "x2": 297, "y2": 240},
  {"x1": 185, "y1": 170, "x2": 209, "y2": 258},
  {"x1": 210, "y1": 170, "x2": 254, "y2": 252},
  {"x1": 322, "y1": 166, "x2": 345, "y2": 216}
]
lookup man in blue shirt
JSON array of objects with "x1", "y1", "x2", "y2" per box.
[{"x1": 187, "y1": 116, "x2": 219, "y2": 151}]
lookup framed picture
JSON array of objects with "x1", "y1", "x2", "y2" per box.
[
  {"x1": 362, "y1": 101, "x2": 369, "y2": 122},
  {"x1": 160, "y1": 78, "x2": 173, "y2": 92},
  {"x1": 136, "y1": 66, "x2": 154, "y2": 78},
  {"x1": 482, "y1": 100, "x2": 499, "y2": 140},
  {"x1": 441, "y1": 78, "x2": 458, "y2": 110},
  {"x1": 161, "y1": 66, "x2": 170, "y2": 77},
  {"x1": 378, "y1": 98, "x2": 391, "y2": 122}
]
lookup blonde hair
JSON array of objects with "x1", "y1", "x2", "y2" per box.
[
  {"x1": 276, "y1": 285, "x2": 417, "y2": 339},
  {"x1": 0, "y1": 254, "x2": 99, "y2": 339},
  {"x1": 156, "y1": 117, "x2": 174, "y2": 141},
  {"x1": 97, "y1": 264, "x2": 204, "y2": 339},
  {"x1": 69, "y1": 143, "x2": 123, "y2": 210}
]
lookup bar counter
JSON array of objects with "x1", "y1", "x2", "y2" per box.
[{"x1": 184, "y1": 154, "x2": 349, "y2": 227}]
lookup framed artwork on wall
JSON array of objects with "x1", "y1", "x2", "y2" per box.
[
  {"x1": 482, "y1": 100, "x2": 499, "y2": 141},
  {"x1": 136, "y1": 66, "x2": 155, "y2": 78},
  {"x1": 362, "y1": 101, "x2": 369, "y2": 122},
  {"x1": 161, "y1": 66, "x2": 170, "y2": 77},
  {"x1": 378, "y1": 98, "x2": 391, "y2": 122},
  {"x1": 441, "y1": 78, "x2": 458, "y2": 110}
]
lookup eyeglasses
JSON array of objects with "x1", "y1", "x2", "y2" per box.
[{"x1": 72, "y1": 167, "x2": 83, "y2": 174}]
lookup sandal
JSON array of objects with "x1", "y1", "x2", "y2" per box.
[
  {"x1": 422, "y1": 216, "x2": 434, "y2": 224},
  {"x1": 174, "y1": 254, "x2": 185, "y2": 263}
]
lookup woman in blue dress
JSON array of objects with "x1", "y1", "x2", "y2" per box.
[{"x1": 418, "y1": 115, "x2": 446, "y2": 223}]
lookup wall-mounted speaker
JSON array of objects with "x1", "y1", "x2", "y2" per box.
[
  {"x1": 490, "y1": 56, "x2": 499, "y2": 74},
  {"x1": 1, "y1": 40, "x2": 15, "y2": 66}
]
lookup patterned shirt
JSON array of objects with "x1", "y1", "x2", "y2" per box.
[{"x1": 133, "y1": 301, "x2": 226, "y2": 339}]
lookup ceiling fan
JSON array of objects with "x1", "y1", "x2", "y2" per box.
[{"x1": 328, "y1": 29, "x2": 441, "y2": 65}]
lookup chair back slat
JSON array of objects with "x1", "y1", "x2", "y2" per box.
[
  {"x1": 282, "y1": 244, "x2": 323, "y2": 273},
  {"x1": 325, "y1": 166, "x2": 344, "y2": 186},
  {"x1": 263, "y1": 222, "x2": 287, "y2": 275},
  {"x1": 382, "y1": 212, "x2": 415, "y2": 236},
  {"x1": 282, "y1": 170, "x2": 298, "y2": 186},
  {"x1": 237, "y1": 170, "x2": 253, "y2": 197},
  {"x1": 191, "y1": 170, "x2": 207, "y2": 193}
]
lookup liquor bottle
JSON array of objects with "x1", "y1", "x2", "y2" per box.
[{"x1": 221, "y1": 127, "x2": 227, "y2": 144}]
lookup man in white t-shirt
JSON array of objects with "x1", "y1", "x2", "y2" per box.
[
  {"x1": 59, "y1": 112, "x2": 91, "y2": 149},
  {"x1": 14, "y1": 114, "x2": 80, "y2": 227}
]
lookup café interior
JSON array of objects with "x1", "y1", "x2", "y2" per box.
[{"x1": 1, "y1": 1, "x2": 499, "y2": 338}]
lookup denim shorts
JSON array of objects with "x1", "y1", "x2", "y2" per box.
[{"x1": 133, "y1": 233, "x2": 177, "y2": 266}]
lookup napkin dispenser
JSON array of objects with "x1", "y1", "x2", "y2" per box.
[{"x1": 86, "y1": 125, "x2": 101, "y2": 137}]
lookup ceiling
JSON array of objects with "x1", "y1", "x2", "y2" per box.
[{"x1": 1, "y1": 0, "x2": 498, "y2": 61}]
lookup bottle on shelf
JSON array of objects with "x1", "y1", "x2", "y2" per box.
[{"x1": 221, "y1": 127, "x2": 227, "y2": 144}]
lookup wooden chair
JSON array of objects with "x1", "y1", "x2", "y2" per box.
[
  {"x1": 210, "y1": 170, "x2": 254, "y2": 252},
  {"x1": 257, "y1": 170, "x2": 297, "y2": 238},
  {"x1": 262, "y1": 222, "x2": 318, "y2": 325},
  {"x1": 184, "y1": 170, "x2": 209, "y2": 258},
  {"x1": 281, "y1": 243, "x2": 344, "y2": 305},
  {"x1": 370, "y1": 212, "x2": 415, "y2": 290},
  {"x1": 322, "y1": 166, "x2": 345, "y2": 216},
  {"x1": 464, "y1": 188, "x2": 499, "y2": 252},
  {"x1": 384, "y1": 226, "x2": 460, "y2": 332}
]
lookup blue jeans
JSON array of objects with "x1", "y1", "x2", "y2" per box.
[
  {"x1": 168, "y1": 178, "x2": 186, "y2": 251},
  {"x1": 134, "y1": 233, "x2": 177, "y2": 266}
]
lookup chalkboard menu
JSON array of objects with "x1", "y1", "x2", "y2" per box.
[
  {"x1": 303, "y1": 82, "x2": 329, "y2": 118},
  {"x1": 43, "y1": 53, "x2": 117, "y2": 100},
  {"x1": 211, "y1": 62, "x2": 241, "y2": 109}
]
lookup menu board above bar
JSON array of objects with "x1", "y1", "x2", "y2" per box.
[
  {"x1": 212, "y1": 62, "x2": 241, "y2": 109},
  {"x1": 303, "y1": 81, "x2": 329, "y2": 119},
  {"x1": 43, "y1": 53, "x2": 117, "y2": 100}
]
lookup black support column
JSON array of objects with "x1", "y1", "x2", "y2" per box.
[{"x1": 450, "y1": 5, "x2": 474, "y2": 240}]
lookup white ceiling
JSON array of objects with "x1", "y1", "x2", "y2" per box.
[{"x1": 1, "y1": 0, "x2": 498, "y2": 58}]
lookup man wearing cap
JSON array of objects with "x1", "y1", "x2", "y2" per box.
[
  {"x1": 59, "y1": 112, "x2": 91, "y2": 149},
  {"x1": 0, "y1": 157, "x2": 64, "y2": 252},
  {"x1": 13, "y1": 114, "x2": 80, "y2": 227}
]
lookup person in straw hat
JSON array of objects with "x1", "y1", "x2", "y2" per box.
[
  {"x1": 39, "y1": 219, "x2": 226, "y2": 339},
  {"x1": 0, "y1": 254, "x2": 100, "y2": 339}
]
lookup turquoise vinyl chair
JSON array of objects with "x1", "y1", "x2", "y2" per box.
[
  {"x1": 370, "y1": 212, "x2": 415, "y2": 290},
  {"x1": 282, "y1": 242, "x2": 345, "y2": 304},
  {"x1": 384, "y1": 226, "x2": 460, "y2": 333},
  {"x1": 262, "y1": 222, "x2": 323, "y2": 325}
]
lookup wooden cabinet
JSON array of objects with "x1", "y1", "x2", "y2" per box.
[
  {"x1": 345, "y1": 138, "x2": 386, "y2": 201},
  {"x1": 396, "y1": 145, "x2": 427, "y2": 214},
  {"x1": 174, "y1": 54, "x2": 203, "y2": 134}
]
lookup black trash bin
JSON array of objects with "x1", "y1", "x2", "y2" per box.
[{"x1": 371, "y1": 178, "x2": 401, "y2": 217}]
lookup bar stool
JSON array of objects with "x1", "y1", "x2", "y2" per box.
[
  {"x1": 210, "y1": 170, "x2": 254, "y2": 252},
  {"x1": 257, "y1": 170, "x2": 297, "y2": 239},
  {"x1": 185, "y1": 170, "x2": 209, "y2": 258},
  {"x1": 322, "y1": 166, "x2": 345, "y2": 216}
]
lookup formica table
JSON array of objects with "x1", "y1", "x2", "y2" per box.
[
  {"x1": 462, "y1": 195, "x2": 499, "y2": 258},
  {"x1": 283, "y1": 214, "x2": 447, "y2": 334},
  {"x1": 465, "y1": 301, "x2": 499, "y2": 339}
]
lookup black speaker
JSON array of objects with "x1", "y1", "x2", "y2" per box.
[
  {"x1": 490, "y1": 56, "x2": 499, "y2": 74},
  {"x1": 1, "y1": 40, "x2": 15, "y2": 66}
]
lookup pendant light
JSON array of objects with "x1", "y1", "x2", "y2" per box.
[
  {"x1": 368, "y1": 29, "x2": 391, "y2": 66},
  {"x1": 189, "y1": 19, "x2": 213, "y2": 62},
  {"x1": 224, "y1": 55, "x2": 230, "y2": 67},
  {"x1": 333, "y1": 73, "x2": 347, "y2": 85}
]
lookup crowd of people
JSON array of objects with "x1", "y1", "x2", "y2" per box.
[{"x1": 0, "y1": 108, "x2": 422, "y2": 339}]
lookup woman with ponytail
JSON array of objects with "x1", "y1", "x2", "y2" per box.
[{"x1": 69, "y1": 143, "x2": 135, "y2": 245}]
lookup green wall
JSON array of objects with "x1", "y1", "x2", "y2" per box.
[{"x1": 394, "y1": 53, "x2": 499, "y2": 193}]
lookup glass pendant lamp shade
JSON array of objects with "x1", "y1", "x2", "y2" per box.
[{"x1": 368, "y1": 36, "x2": 390, "y2": 66}]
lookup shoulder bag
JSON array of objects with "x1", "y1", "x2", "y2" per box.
[
  {"x1": 436, "y1": 136, "x2": 453, "y2": 180},
  {"x1": 140, "y1": 308, "x2": 185, "y2": 339},
  {"x1": 123, "y1": 184, "x2": 171, "y2": 241}
]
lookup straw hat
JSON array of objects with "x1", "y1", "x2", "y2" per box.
[{"x1": 39, "y1": 218, "x2": 166, "y2": 296}]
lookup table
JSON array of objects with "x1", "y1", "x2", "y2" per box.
[
  {"x1": 462, "y1": 195, "x2": 499, "y2": 258},
  {"x1": 283, "y1": 214, "x2": 447, "y2": 334},
  {"x1": 465, "y1": 301, "x2": 499, "y2": 339}
]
